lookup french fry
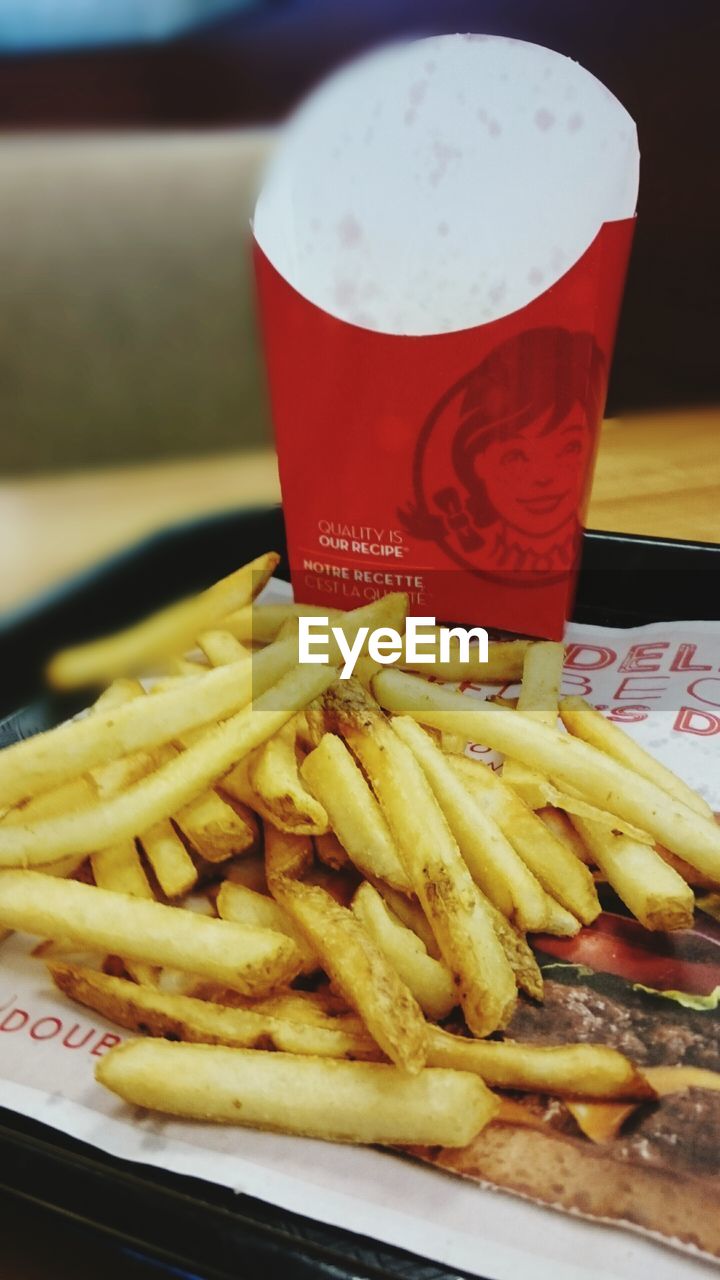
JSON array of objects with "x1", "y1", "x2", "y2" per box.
[
  {"x1": 168, "y1": 657, "x2": 208, "y2": 677},
  {"x1": 300, "y1": 734, "x2": 411, "y2": 892},
  {"x1": 537, "y1": 805, "x2": 593, "y2": 863},
  {"x1": 175, "y1": 788, "x2": 257, "y2": 863},
  {"x1": 224, "y1": 603, "x2": 342, "y2": 645},
  {"x1": 0, "y1": 637, "x2": 300, "y2": 808},
  {"x1": 503, "y1": 642, "x2": 565, "y2": 808},
  {"x1": 223, "y1": 852, "x2": 268, "y2": 895},
  {"x1": 216, "y1": 882, "x2": 317, "y2": 973},
  {"x1": 482, "y1": 903, "x2": 544, "y2": 999},
  {"x1": 541, "y1": 897, "x2": 581, "y2": 937},
  {"x1": 513, "y1": 776, "x2": 655, "y2": 845},
  {"x1": 447, "y1": 756, "x2": 600, "y2": 925},
  {"x1": 401, "y1": 634, "x2": 531, "y2": 683},
  {"x1": 91, "y1": 840, "x2": 153, "y2": 898},
  {"x1": 0, "y1": 665, "x2": 337, "y2": 865},
  {"x1": 47, "y1": 552, "x2": 279, "y2": 689},
  {"x1": 369, "y1": 881, "x2": 439, "y2": 957},
  {"x1": 392, "y1": 717, "x2": 549, "y2": 932},
  {"x1": 272, "y1": 877, "x2": 428, "y2": 1074},
  {"x1": 571, "y1": 817, "x2": 695, "y2": 931},
  {"x1": 426, "y1": 1029, "x2": 652, "y2": 1099},
  {"x1": 92, "y1": 678, "x2": 147, "y2": 711},
  {"x1": 351, "y1": 883, "x2": 456, "y2": 1020},
  {"x1": 0, "y1": 872, "x2": 300, "y2": 993},
  {"x1": 97, "y1": 1040, "x2": 498, "y2": 1146},
  {"x1": 51, "y1": 963, "x2": 373, "y2": 1058},
  {"x1": 314, "y1": 831, "x2": 350, "y2": 870},
  {"x1": 197, "y1": 630, "x2": 250, "y2": 667},
  {"x1": 263, "y1": 824, "x2": 314, "y2": 888},
  {"x1": 373, "y1": 669, "x2": 720, "y2": 881},
  {"x1": 140, "y1": 819, "x2": 198, "y2": 899},
  {"x1": 249, "y1": 722, "x2": 330, "y2": 835},
  {"x1": 327, "y1": 680, "x2": 517, "y2": 1036},
  {"x1": 560, "y1": 696, "x2": 715, "y2": 820}
]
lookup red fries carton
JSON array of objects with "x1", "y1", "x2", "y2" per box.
[{"x1": 253, "y1": 35, "x2": 639, "y2": 638}]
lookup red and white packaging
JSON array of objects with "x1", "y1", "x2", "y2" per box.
[{"x1": 253, "y1": 34, "x2": 639, "y2": 639}]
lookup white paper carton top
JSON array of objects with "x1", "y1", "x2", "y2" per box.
[{"x1": 254, "y1": 34, "x2": 639, "y2": 336}]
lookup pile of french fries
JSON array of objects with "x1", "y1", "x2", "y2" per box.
[{"x1": 0, "y1": 551, "x2": 717, "y2": 1147}]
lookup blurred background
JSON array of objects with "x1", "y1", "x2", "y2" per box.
[{"x1": 0, "y1": 0, "x2": 718, "y2": 612}]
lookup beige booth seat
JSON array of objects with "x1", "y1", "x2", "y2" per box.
[{"x1": 0, "y1": 130, "x2": 274, "y2": 474}]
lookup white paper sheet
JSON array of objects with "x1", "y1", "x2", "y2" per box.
[{"x1": 1, "y1": 601, "x2": 719, "y2": 1280}]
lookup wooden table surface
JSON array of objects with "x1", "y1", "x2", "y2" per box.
[{"x1": 1, "y1": 405, "x2": 719, "y2": 614}]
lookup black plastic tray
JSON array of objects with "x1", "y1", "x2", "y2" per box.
[{"x1": 1, "y1": 504, "x2": 719, "y2": 1280}]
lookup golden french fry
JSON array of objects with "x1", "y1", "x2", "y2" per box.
[
  {"x1": 314, "y1": 831, "x2": 350, "y2": 870},
  {"x1": 373, "y1": 669, "x2": 720, "y2": 881},
  {"x1": 249, "y1": 722, "x2": 329, "y2": 835},
  {"x1": 51, "y1": 963, "x2": 374, "y2": 1059},
  {"x1": 370, "y1": 881, "x2": 441, "y2": 958},
  {"x1": 571, "y1": 816, "x2": 694, "y2": 931},
  {"x1": 448, "y1": 756, "x2": 600, "y2": 925},
  {"x1": 263, "y1": 824, "x2": 314, "y2": 887},
  {"x1": 0, "y1": 665, "x2": 337, "y2": 865},
  {"x1": 224, "y1": 603, "x2": 342, "y2": 645},
  {"x1": 92, "y1": 678, "x2": 147, "y2": 711},
  {"x1": 300, "y1": 734, "x2": 411, "y2": 891},
  {"x1": 559, "y1": 696, "x2": 714, "y2": 820},
  {"x1": 167, "y1": 657, "x2": 208, "y2": 677},
  {"x1": 91, "y1": 840, "x2": 153, "y2": 898},
  {"x1": 482, "y1": 904, "x2": 544, "y2": 999},
  {"x1": 536, "y1": 806, "x2": 593, "y2": 863},
  {"x1": 392, "y1": 717, "x2": 549, "y2": 932},
  {"x1": 426, "y1": 1029, "x2": 652, "y2": 1099},
  {"x1": 503, "y1": 642, "x2": 565, "y2": 808},
  {"x1": 140, "y1": 819, "x2": 197, "y2": 899},
  {"x1": 541, "y1": 897, "x2": 581, "y2": 937},
  {"x1": 2, "y1": 775, "x2": 95, "y2": 827},
  {"x1": 351, "y1": 883, "x2": 456, "y2": 1020},
  {"x1": 0, "y1": 871, "x2": 300, "y2": 993},
  {"x1": 327, "y1": 680, "x2": 517, "y2": 1036},
  {"x1": 47, "y1": 552, "x2": 279, "y2": 689},
  {"x1": 655, "y1": 845, "x2": 720, "y2": 889},
  {"x1": 517, "y1": 777, "x2": 655, "y2": 845},
  {"x1": 97, "y1": 1040, "x2": 498, "y2": 1146},
  {"x1": 216, "y1": 881, "x2": 317, "y2": 973},
  {"x1": 176, "y1": 788, "x2": 257, "y2": 863},
  {"x1": 401, "y1": 634, "x2": 531, "y2": 683},
  {"x1": 273, "y1": 877, "x2": 428, "y2": 1073},
  {"x1": 0, "y1": 637, "x2": 300, "y2": 808},
  {"x1": 197, "y1": 630, "x2": 250, "y2": 667},
  {"x1": 223, "y1": 852, "x2": 268, "y2": 895}
]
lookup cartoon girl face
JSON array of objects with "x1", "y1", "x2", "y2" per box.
[
  {"x1": 469, "y1": 404, "x2": 592, "y2": 538},
  {"x1": 399, "y1": 327, "x2": 606, "y2": 582}
]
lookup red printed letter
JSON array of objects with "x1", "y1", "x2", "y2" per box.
[
  {"x1": 91, "y1": 1032, "x2": 122, "y2": 1056},
  {"x1": 613, "y1": 676, "x2": 668, "y2": 701},
  {"x1": 565, "y1": 644, "x2": 617, "y2": 671},
  {"x1": 670, "y1": 644, "x2": 712, "y2": 673},
  {"x1": 674, "y1": 706, "x2": 720, "y2": 737},
  {"x1": 0, "y1": 1008, "x2": 28, "y2": 1033},
  {"x1": 617, "y1": 643, "x2": 668, "y2": 673},
  {"x1": 688, "y1": 677, "x2": 720, "y2": 710},
  {"x1": 30, "y1": 1016, "x2": 63, "y2": 1041}
]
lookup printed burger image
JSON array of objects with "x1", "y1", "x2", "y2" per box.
[{"x1": 419, "y1": 895, "x2": 720, "y2": 1255}]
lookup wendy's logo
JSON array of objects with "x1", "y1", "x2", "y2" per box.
[{"x1": 400, "y1": 327, "x2": 606, "y2": 585}]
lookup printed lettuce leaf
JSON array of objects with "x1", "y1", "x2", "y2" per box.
[{"x1": 632, "y1": 983, "x2": 720, "y2": 1011}]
